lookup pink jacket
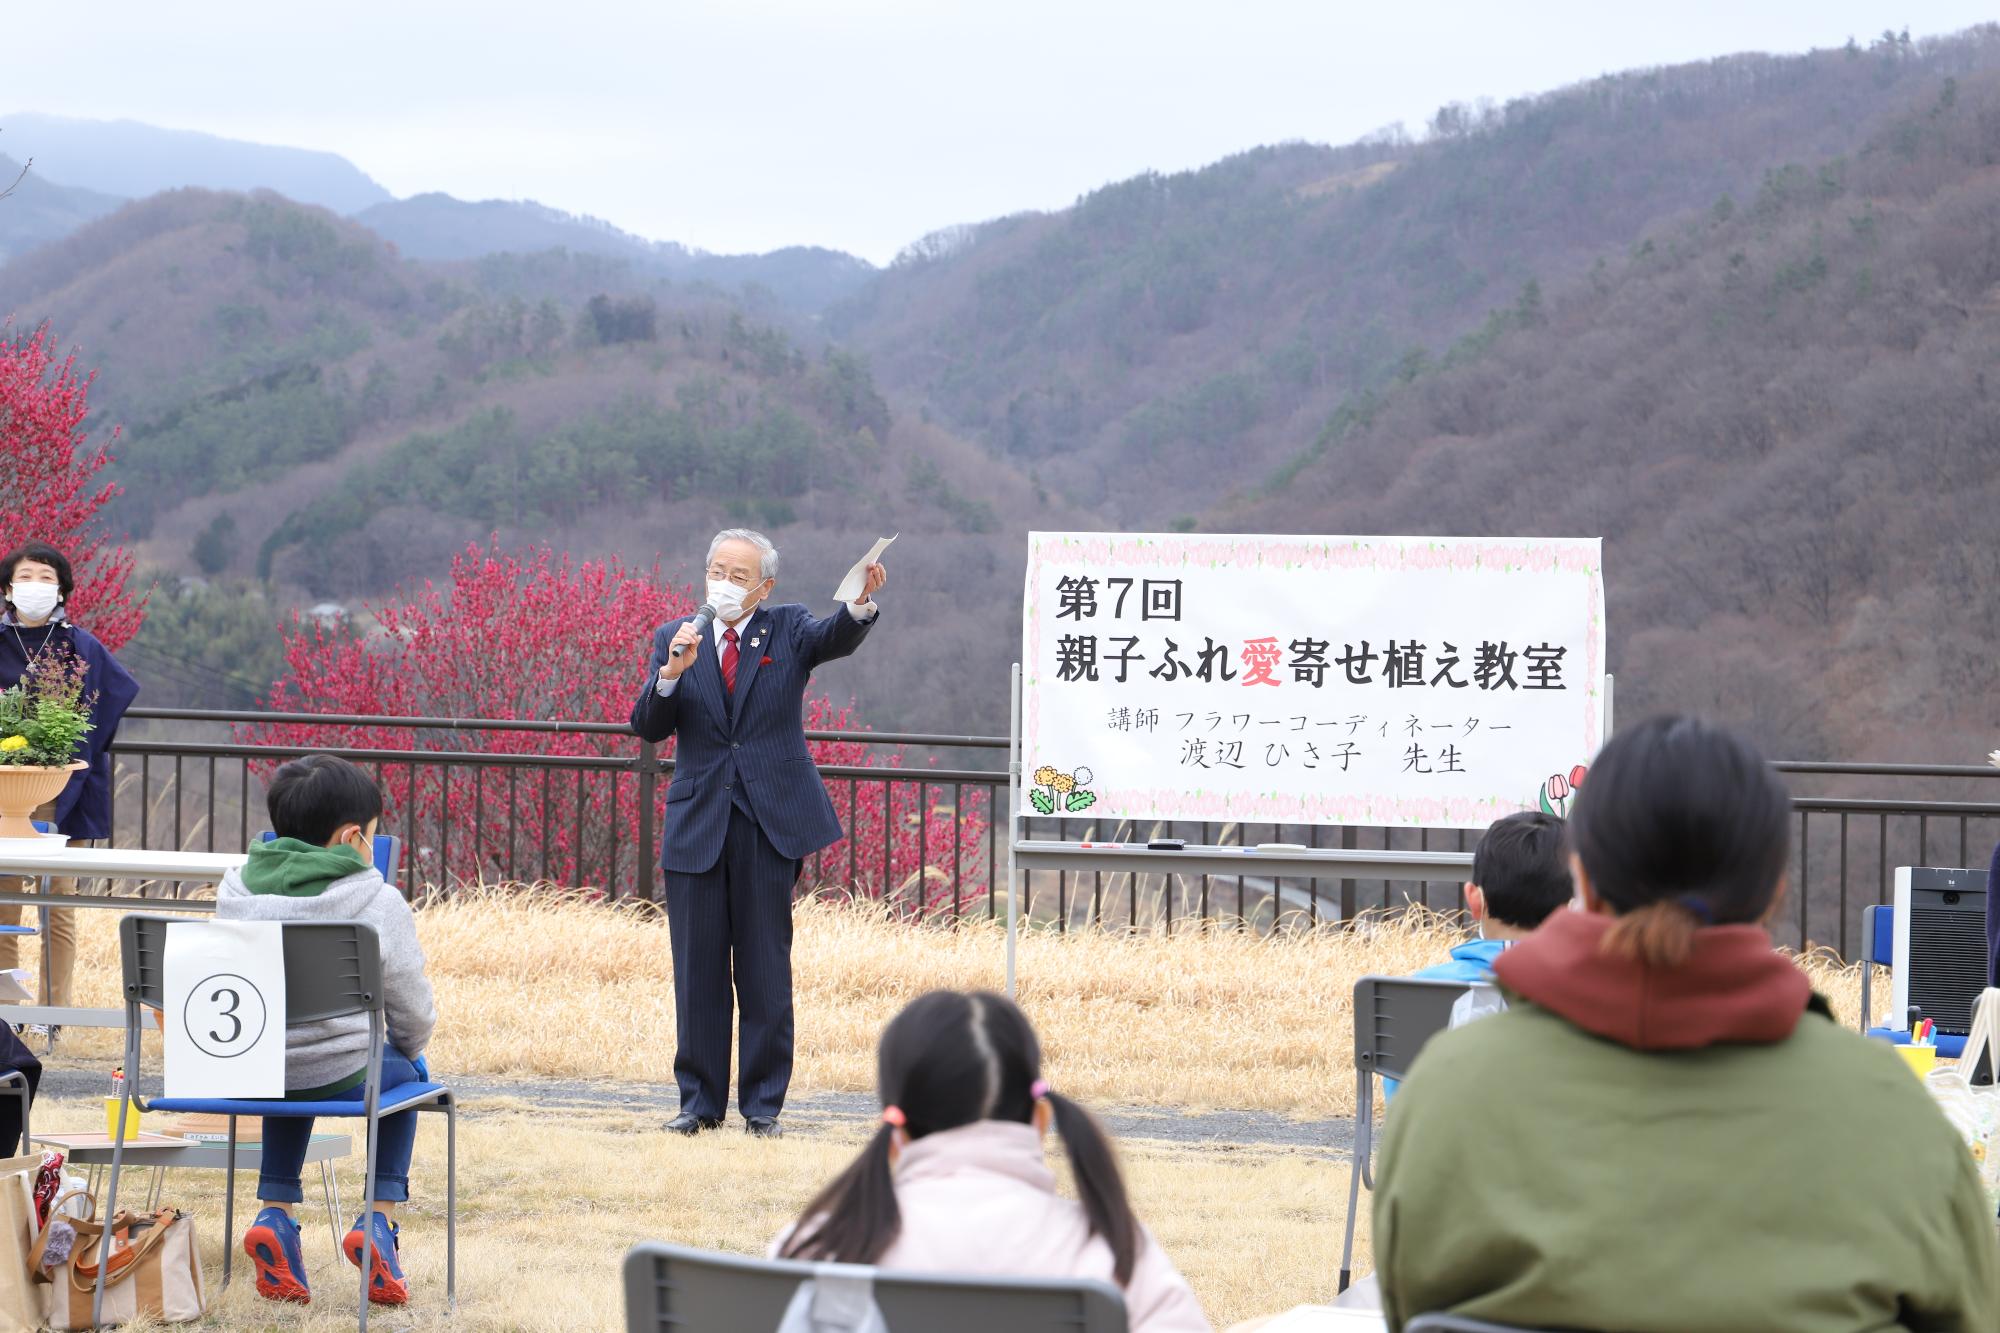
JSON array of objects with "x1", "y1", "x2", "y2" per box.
[{"x1": 787, "y1": 1120, "x2": 1213, "y2": 1333}]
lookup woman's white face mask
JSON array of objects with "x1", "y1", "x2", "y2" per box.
[{"x1": 8, "y1": 584, "x2": 60, "y2": 622}]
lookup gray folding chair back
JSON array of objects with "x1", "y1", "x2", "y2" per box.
[
  {"x1": 623, "y1": 1240, "x2": 1129, "y2": 1333},
  {"x1": 1406, "y1": 1316, "x2": 1571, "y2": 1332},
  {"x1": 119, "y1": 912, "x2": 382, "y2": 1020},
  {"x1": 1339, "y1": 975, "x2": 1474, "y2": 1293}
]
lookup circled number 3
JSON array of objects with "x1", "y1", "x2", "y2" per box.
[{"x1": 209, "y1": 987, "x2": 243, "y2": 1044}]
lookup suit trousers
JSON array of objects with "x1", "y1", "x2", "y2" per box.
[{"x1": 662, "y1": 804, "x2": 801, "y2": 1121}]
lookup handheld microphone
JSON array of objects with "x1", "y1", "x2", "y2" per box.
[{"x1": 672, "y1": 604, "x2": 718, "y2": 658}]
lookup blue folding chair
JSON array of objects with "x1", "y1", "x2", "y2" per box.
[
  {"x1": 256, "y1": 830, "x2": 403, "y2": 887},
  {"x1": 1859, "y1": 903, "x2": 1968, "y2": 1059},
  {"x1": 101, "y1": 915, "x2": 455, "y2": 1330}
]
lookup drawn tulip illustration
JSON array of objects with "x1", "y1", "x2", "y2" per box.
[
  {"x1": 1538, "y1": 764, "x2": 1588, "y2": 817},
  {"x1": 1030, "y1": 764, "x2": 1097, "y2": 814}
]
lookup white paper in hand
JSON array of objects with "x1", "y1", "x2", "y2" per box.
[
  {"x1": 163, "y1": 921, "x2": 287, "y2": 1098},
  {"x1": 834, "y1": 535, "x2": 896, "y2": 603}
]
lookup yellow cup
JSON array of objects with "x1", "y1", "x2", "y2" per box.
[
  {"x1": 103, "y1": 1097, "x2": 144, "y2": 1141},
  {"x1": 1896, "y1": 1044, "x2": 1938, "y2": 1080}
]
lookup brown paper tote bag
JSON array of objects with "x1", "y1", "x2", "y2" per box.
[
  {"x1": 31, "y1": 1191, "x2": 205, "y2": 1329},
  {"x1": 0, "y1": 1154, "x2": 43, "y2": 1333}
]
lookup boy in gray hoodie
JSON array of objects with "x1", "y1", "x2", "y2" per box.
[{"x1": 216, "y1": 754, "x2": 436, "y2": 1307}]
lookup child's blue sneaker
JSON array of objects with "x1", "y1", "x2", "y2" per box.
[
  {"x1": 243, "y1": 1206, "x2": 310, "y2": 1303},
  {"x1": 342, "y1": 1211, "x2": 407, "y2": 1305}
]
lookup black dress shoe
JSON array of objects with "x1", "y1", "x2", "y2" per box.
[
  {"x1": 745, "y1": 1116, "x2": 783, "y2": 1139},
  {"x1": 665, "y1": 1112, "x2": 723, "y2": 1136}
]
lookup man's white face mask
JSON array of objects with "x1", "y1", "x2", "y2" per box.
[{"x1": 706, "y1": 580, "x2": 752, "y2": 623}]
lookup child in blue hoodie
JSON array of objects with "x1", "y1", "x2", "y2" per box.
[
  {"x1": 1414, "y1": 810, "x2": 1572, "y2": 986},
  {"x1": 1383, "y1": 811, "x2": 1570, "y2": 1102},
  {"x1": 215, "y1": 755, "x2": 436, "y2": 1308}
]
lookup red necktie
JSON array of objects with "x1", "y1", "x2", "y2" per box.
[{"x1": 721, "y1": 627, "x2": 740, "y2": 694}]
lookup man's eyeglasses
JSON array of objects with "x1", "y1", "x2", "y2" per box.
[{"x1": 706, "y1": 565, "x2": 761, "y2": 588}]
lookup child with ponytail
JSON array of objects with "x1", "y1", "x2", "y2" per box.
[
  {"x1": 1371, "y1": 715, "x2": 1999, "y2": 1331},
  {"x1": 779, "y1": 990, "x2": 1211, "y2": 1332}
]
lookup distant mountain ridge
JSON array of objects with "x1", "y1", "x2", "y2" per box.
[
  {"x1": 356, "y1": 193, "x2": 662, "y2": 260},
  {"x1": 1220, "y1": 54, "x2": 2000, "y2": 765},
  {"x1": 0, "y1": 153, "x2": 123, "y2": 265},
  {"x1": 0, "y1": 115, "x2": 875, "y2": 315},
  {"x1": 833, "y1": 27, "x2": 2000, "y2": 523},
  {"x1": 1, "y1": 113, "x2": 391, "y2": 213},
  {"x1": 357, "y1": 193, "x2": 875, "y2": 312},
  {"x1": 0, "y1": 186, "x2": 1047, "y2": 730}
]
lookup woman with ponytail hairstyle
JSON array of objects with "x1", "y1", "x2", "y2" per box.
[
  {"x1": 779, "y1": 990, "x2": 1210, "y2": 1332},
  {"x1": 1370, "y1": 716, "x2": 1999, "y2": 1332}
]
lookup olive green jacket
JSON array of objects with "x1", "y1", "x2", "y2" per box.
[{"x1": 1376, "y1": 919, "x2": 1999, "y2": 1331}]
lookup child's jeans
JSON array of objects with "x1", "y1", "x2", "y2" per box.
[{"x1": 258, "y1": 1048, "x2": 422, "y2": 1204}]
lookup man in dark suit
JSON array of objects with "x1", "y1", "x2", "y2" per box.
[{"x1": 631, "y1": 529, "x2": 885, "y2": 1138}]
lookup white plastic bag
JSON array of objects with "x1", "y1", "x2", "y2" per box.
[
  {"x1": 1927, "y1": 987, "x2": 2000, "y2": 1226},
  {"x1": 775, "y1": 1264, "x2": 889, "y2": 1333}
]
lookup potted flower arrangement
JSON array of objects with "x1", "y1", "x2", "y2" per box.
[{"x1": 0, "y1": 653, "x2": 94, "y2": 840}]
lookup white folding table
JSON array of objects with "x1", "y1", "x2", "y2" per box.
[
  {"x1": 0, "y1": 847, "x2": 245, "y2": 1039},
  {"x1": 33, "y1": 1129, "x2": 353, "y2": 1249}
]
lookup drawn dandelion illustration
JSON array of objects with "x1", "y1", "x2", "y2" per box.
[{"x1": 1030, "y1": 764, "x2": 1097, "y2": 814}]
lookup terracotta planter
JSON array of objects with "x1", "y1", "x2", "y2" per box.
[{"x1": 0, "y1": 761, "x2": 86, "y2": 838}]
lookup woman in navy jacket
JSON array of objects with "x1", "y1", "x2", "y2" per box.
[{"x1": 0, "y1": 542, "x2": 139, "y2": 1017}]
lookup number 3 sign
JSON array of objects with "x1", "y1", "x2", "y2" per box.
[{"x1": 163, "y1": 921, "x2": 287, "y2": 1098}]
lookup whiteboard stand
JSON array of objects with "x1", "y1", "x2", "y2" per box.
[
  {"x1": 1006, "y1": 661, "x2": 1022, "y2": 999},
  {"x1": 999, "y1": 664, "x2": 1616, "y2": 998}
]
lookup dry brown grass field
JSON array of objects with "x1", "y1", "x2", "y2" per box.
[
  {"x1": 34, "y1": 1093, "x2": 1345, "y2": 1332},
  {"x1": 17, "y1": 891, "x2": 1870, "y2": 1330}
]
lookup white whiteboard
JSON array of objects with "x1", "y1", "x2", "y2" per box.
[{"x1": 1021, "y1": 532, "x2": 1606, "y2": 830}]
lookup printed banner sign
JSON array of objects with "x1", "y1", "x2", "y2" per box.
[
  {"x1": 1022, "y1": 532, "x2": 1606, "y2": 830},
  {"x1": 163, "y1": 920, "x2": 287, "y2": 1098}
]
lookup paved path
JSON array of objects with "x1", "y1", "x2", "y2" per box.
[{"x1": 41, "y1": 1064, "x2": 1357, "y2": 1156}]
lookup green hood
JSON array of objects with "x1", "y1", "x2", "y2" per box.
[{"x1": 240, "y1": 837, "x2": 367, "y2": 897}]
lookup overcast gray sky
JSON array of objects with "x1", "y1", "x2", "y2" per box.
[{"x1": 8, "y1": 2, "x2": 1993, "y2": 263}]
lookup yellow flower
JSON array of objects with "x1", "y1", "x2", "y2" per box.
[
  {"x1": 1032, "y1": 765, "x2": 1059, "y2": 787},
  {"x1": 0, "y1": 736, "x2": 27, "y2": 753},
  {"x1": 1051, "y1": 773, "x2": 1076, "y2": 794}
]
